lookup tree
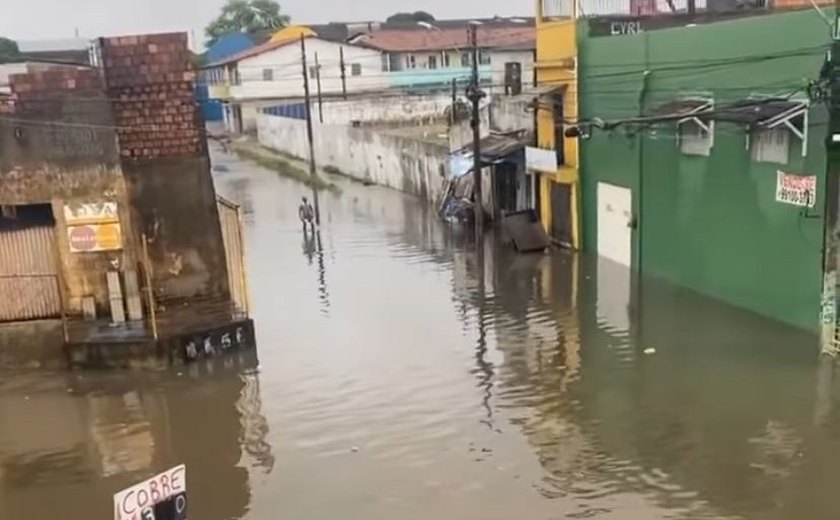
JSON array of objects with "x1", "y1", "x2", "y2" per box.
[
  {"x1": 385, "y1": 11, "x2": 435, "y2": 25},
  {"x1": 205, "y1": 0, "x2": 290, "y2": 47},
  {"x1": 0, "y1": 37, "x2": 20, "y2": 63}
]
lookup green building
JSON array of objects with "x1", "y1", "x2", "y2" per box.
[{"x1": 577, "y1": 9, "x2": 833, "y2": 333}]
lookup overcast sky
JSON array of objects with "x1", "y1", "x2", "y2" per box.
[{"x1": 2, "y1": 0, "x2": 527, "y2": 47}]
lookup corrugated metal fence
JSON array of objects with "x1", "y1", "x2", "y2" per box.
[
  {"x1": 0, "y1": 226, "x2": 62, "y2": 322},
  {"x1": 217, "y1": 197, "x2": 250, "y2": 315}
]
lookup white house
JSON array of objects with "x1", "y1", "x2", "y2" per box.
[
  {"x1": 205, "y1": 35, "x2": 387, "y2": 133},
  {"x1": 350, "y1": 25, "x2": 535, "y2": 94}
]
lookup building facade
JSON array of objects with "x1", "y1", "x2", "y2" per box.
[
  {"x1": 533, "y1": 0, "x2": 581, "y2": 248},
  {"x1": 572, "y1": 7, "x2": 831, "y2": 333},
  {"x1": 204, "y1": 34, "x2": 387, "y2": 133},
  {"x1": 0, "y1": 33, "x2": 252, "y2": 367}
]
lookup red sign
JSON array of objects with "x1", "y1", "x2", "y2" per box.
[{"x1": 68, "y1": 225, "x2": 96, "y2": 252}]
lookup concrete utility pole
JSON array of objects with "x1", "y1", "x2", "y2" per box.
[
  {"x1": 820, "y1": 13, "x2": 840, "y2": 356},
  {"x1": 314, "y1": 52, "x2": 324, "y2": 124},
  {"x1": 339, "y1": 46, "x2": 348, "y2": 100},
  {"x1": 467, "y1": 23, "x2": 485, "y2": 237},
  {"x1": 300, "y1": 35, "x2": 317, "y2": 179}
]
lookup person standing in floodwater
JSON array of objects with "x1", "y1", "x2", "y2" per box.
[{"x1": 298, "y1": 196, "x2": 315, "y2": 232}]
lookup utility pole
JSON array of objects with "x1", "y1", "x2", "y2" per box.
[
  {"x1": 820, "y1": 15, "x2": 840, "y2": 355},
  {"x1": 339, "y1": 46, "x2": 348, "y2": 101},
  {"x1": 314, "y1": 52, "x2": 324, "y2": 124},
  {"x1": 450, "y1": 78, "x2": 457, "y2": 126},
  {"x1": 300, "y1": 35, "x2": 317, "y2": 179},
  {"x1": 466, "y1": 23, "x2": 485, "y2": 236}
]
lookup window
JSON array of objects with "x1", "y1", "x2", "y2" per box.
[
  {"x1": 428, "y1": 55, "x2": 437, "y2": 70},
  {"x1": 752, "y1": 128, "x2": 790, "y2": 165},
  {"x1": 381, "y1": 54, "x2": 390, "y2": 72},
  {"x1": 262, "y1": 68, "x2": 273, "y2": 81},
  {"x1": 406, "y1": 55, "x2": 416, "y2": 69},
  {"x1": 479, "y1": 50, "x2": 491, "y2": 65},
  {"x1": 679, "y1": 119, "x2": 713, "y2": 156},
  {"x1": 460, "y1": 52, "x2": 471, "y2": 67},
  {"x1": 351, "y1": 63, "x2": 362, "y2": 76},
  {"x1": 442, "y1": 52, "x2": 451, "y2": 68},
  {"x1": 308, "y1": 65, "x2": 320, "y2": 79}
]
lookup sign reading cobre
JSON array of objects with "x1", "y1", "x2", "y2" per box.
[{"x1": 114, "y1": 465, "x2": 186, "y2": 520}]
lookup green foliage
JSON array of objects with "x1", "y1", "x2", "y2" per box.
[
  {"x1": 0, "y1": 37, "x2": 20, "y2": 63},
  {"x1": 385, "y1": 11, "x2": 435, "y2": 24},
  {"x1": 205, "y1": 0, "x2": 290, "y2": 47}
]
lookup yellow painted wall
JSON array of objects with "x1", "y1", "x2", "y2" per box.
[{"x1": 534, "y1": 11, "x2": 580, "y2": 248}]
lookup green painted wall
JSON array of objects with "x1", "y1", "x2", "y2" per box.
[{"x1": 578, "y1": 10, "x2": 832, "y2": 331}]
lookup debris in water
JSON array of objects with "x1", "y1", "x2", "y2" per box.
[
  {"x1": 351, "y1": 446, "x2": 360, "y2": 453},
  {"x1": 644, "y1": 348, "x2": 656, "y2": 355}
]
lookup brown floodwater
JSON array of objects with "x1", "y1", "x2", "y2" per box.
[{"x1": 1, "y1": 146, "x2": 838, "y2": 520}]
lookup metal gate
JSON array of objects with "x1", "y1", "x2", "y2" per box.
[{"x1": 0, "y1": 226, "x2": 62, "y2": 321}]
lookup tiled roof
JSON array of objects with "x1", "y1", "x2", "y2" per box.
[{"x1": 356, "y1": 26, "x2": 535, "y2": 53}]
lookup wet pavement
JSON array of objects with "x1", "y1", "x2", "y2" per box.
[{"x1": 1, "y1": 145, "x2": 839, "y2": 519}]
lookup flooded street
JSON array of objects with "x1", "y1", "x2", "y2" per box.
[{"x1": 2, "y1": 146, "x2": 840, "y2": 520}]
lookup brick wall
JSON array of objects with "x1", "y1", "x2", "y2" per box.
[{"x1": 100, "y1": 33, "x2": 205, "y2": 159}]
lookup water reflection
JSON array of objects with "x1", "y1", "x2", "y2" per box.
[
  {"x1": 5, "y1": 144, "x2": 840, "y2": 520},
  {"x1": 0, "y1": 353, "x2": 271, "y2": 520}
]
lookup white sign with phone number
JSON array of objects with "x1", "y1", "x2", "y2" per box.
[{"x1": 776, "y1": 171, "x2": 816, "y2": 208}]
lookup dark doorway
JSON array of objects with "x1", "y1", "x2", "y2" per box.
[
  {"x1": 550, "y1": 181, "x2": 573, "y2": 247},
  {"x1": 494, "y1": 163, "x2": 518, "y2": 215},
  {"x1": 0, "y1": 203, "x2": 55, "y2": 230},
  {"x1": 553, "y1": 93, "x2": 565, "y2": 166}
]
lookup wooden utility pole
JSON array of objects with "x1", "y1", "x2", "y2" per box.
[
  {"x1": 467, "y1": 23, "x2": 484, "y2": 236},
  {"x1": 339, "y1": 46, "x2": 348, "y2": 100},
  {"x1": 300, "y1": 35, "x2": 317, "y2": 178},
  {"x1": 314, "y1": 51, "x2": 324, "y2": 123}
]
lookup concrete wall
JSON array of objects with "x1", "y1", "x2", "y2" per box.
[
  {"x1": 578, "y1": 10, "x2": 831, "y2": 330},
  {"x1": 310, "y1": 94, "x2": 453, "y2": 125},
  {"x1": 101, "y1": 33, "x2": 230, "y2": 302},
  {"x1": 490, "y1": 94, "x2": 535, "y2": 137},
  {"x1": 231, "y1": 38, "x2": 388, "y2": 100},
  {"x1": 0, "y1": 68, "x2": 140, "y2": 314},
  {"x1": 257, "y1": 113, "x2": 449, "y2": 203}
]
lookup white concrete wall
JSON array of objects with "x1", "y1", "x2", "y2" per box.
[
  {"x1": 257, "y1": 113, "x2": 449, "y2": 203},
  {"x1": 231, "y1": 38, "x2": 387, "y2": 100},
  {"x1": 308, "y1": 94, "x2": 452, "y2": 125},
  {"x1": 489, "y1": 49, "x2": 535, "y2": 93},
  {"x1": 490, "y1": 95, "x2": 535, "y2": 136}
]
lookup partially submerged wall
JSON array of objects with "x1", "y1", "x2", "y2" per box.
[
  {"x1": 257, "y1": 113, "x2": 449, "y2": 203},
  {"x1": 100, "y1": 33, "x2": 230, "y2": 301}
]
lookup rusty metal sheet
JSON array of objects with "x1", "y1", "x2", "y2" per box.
[
  {"x1": 217, "y1": 199, "x2": 248, "y2": 314},
  {"x1": 0, "y1": 276, "x2": 61, "y2": 321},
  {"x1": 503, "y1": 210, "x2": 551, "y2": 253},
  {"x1": 0, "y1": 226, "x2": 57, "y2": 276},
  {"x1": 0, "y1": 226, "x2": 61, "y2": 321}
]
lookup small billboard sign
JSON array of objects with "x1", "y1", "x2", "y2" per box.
[{"x1": 114, "y1": 465, "x2": 186, "y2": 520}]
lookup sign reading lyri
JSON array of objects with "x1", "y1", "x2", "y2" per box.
[
  {"x1": 776, "y1": 171, "x2": 816, "y2": 208},
  {"x1": 114, "y1": 464, "x2": 187, "y2": 520}
]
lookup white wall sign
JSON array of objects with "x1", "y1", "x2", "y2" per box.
[
  {"x1": 525, "y1": 146, "x2": 558, "y2": 173},
  {"x1": 114, "y1": 464, "x2": 186, "y2": 520},
  {"x1": 776, "y1": 171, "x2": 816, "y2": 208}
]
